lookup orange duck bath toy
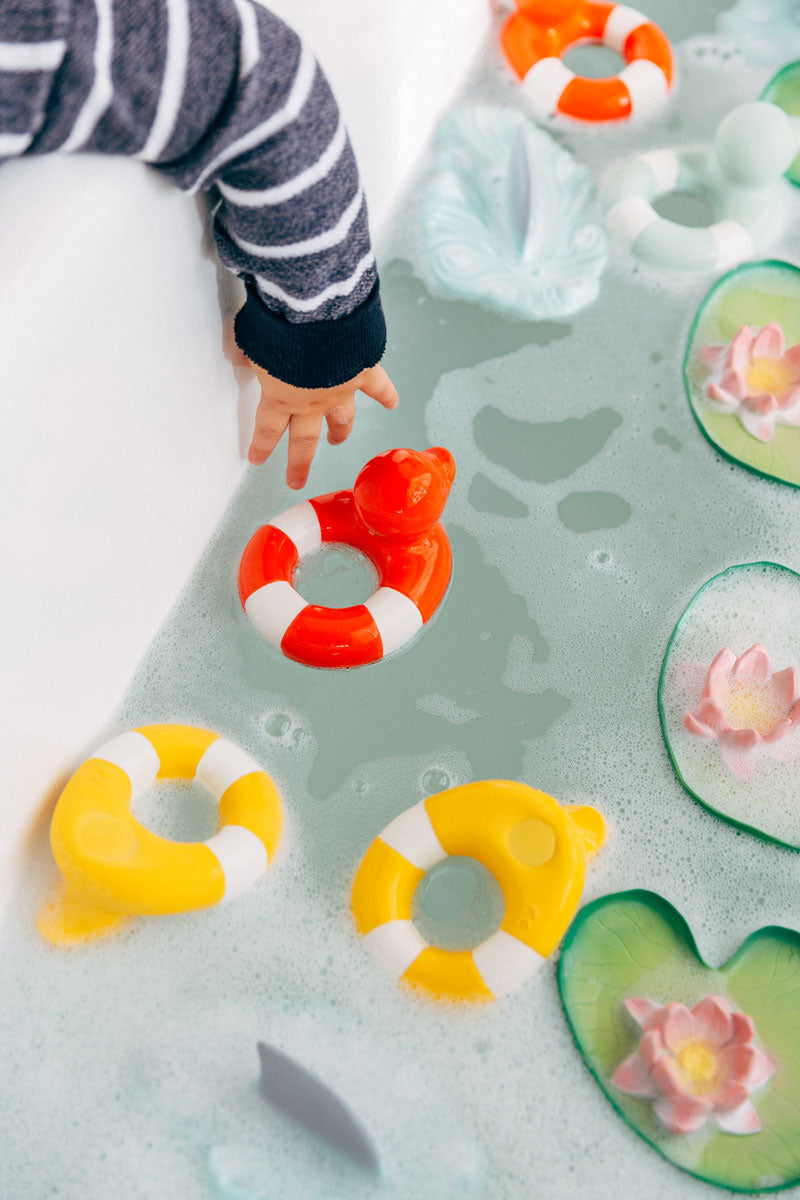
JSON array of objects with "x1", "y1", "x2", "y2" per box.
[{"x1": 239, "y1": 446, "x2": 455, "y2": 669}]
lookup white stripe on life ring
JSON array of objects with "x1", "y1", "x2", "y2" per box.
[
  {"x1": 710, "y1": 219, "x2": 754, "y2": 270},
  {"x1": 604, "y1": 196, "x2": 660, "y2": 246},
  {"x1": 362, "y1": 919, "x2": 427, "y2": 981},
  {"x1": 379, "y1": 801, "x2": 447, "y2": 871},
  {"x1": 522, "y1": 57, "x2": 574, "y2": 118},
  {"x1": 205, "y1": 824, "x2": 269, "y2": 900},
  {"x1": 245, "y1": 580, "x2": 309, "y2": 646},
  {"x1": 365, "y1": 587, "x2": 423, "y2": 657},
  {"x1": 472, "y1": 930, "x2": 546, "y2": 998},
  {"x1": 269, "y1": 501, "x2": 322, "y2": 555},
  {"x1": 94, "y1": 730, "x2": 160, "y2": 791},
  {"x1": 619, "y1": 58, "x2": 668, "y2": 118},
  {"x1": 603, "y1": 4, "x2": 648, "y2": 52},
  {"x1": 639, "y1": 148, "x2": 681, "y2": 193},
  {"x1": 195, "y1": 736, "x2": 264, "y2": 800}
]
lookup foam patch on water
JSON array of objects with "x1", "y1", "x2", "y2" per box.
[
  {"x1": 416, "y1": 693, "x2": 480, "y2": 724},
  {"x1": 660, "y1": 563, "x2": 800, "y2": 846}
]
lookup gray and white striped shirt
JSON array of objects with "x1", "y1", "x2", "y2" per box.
[{"x1": 1, "y1": 0, "x2": 386, "y2": 387}]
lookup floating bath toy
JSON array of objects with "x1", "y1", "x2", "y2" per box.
[
  {"x1": 701, "y1": 323, "x2": 800, "y2": 444},
  {"x1": 420, "y1": 107, "x2": 608, "y2": 321},
  {"x1": 684, "y1": 261, "x2": 800, "y2": 486},
  {"x1": 602, "y1": 102, "x2": 800, "y2": 272},
  {"x1": 500, "y1": 0, "x2": 673, "y2": 122},
  {"x1": 38, "y1": 724, "x2": 282, "y2": 945},
  {"x1": 763, "y1": 60, "x2": 800, "y2": 186},
  {"x1": 559, "y1": 890, "x2": 800, "y2": 1192},
  {"x1": 612, "y1": 994, "x2": 774, "y2": 1137},
  {"x1": 684, "y1": 644, "x2": 800, "y2": 757},
  {"x1": 257, "y1": 1043, "x2": 380, "y2": 1172},
  {"x1": 351, "y1": 780, "x2": 605, "y2": 1001},
  {"x1": 659, "y1": 563, "x2": 800, "y2": 849},
  {"x1": 239, "y1": 447, "x2": 455, "y2": 669}
]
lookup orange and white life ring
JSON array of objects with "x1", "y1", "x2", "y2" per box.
[
  {"x1": 238, "y1": 447, "x2": 455, "y2": 669},
  {"x1": 501, "y1": 1, "x2": 673, "y2": 123}
]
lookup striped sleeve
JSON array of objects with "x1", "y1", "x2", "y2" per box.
[
  {"x1": 4, "y1": 0, "x2": 387, "y2": 390},
  {"x1": 0, "y1": 0, "x2": 70, "y2": 158}
]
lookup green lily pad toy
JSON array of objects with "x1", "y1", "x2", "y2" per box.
[
  {"x1": 762, "y1": 61, "x2": 800, "y2": 187},
  {"x1": 684, "y1": 260, "x2": 800, "y2": 487},
  {"x1": 659, "y1": 561, "x2": 800, "y2": 849},
  {"x1": 559, "y1": 890, "x2": 800, "y2": 1192}
]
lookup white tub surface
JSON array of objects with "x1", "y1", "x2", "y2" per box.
[
  {"x1": 0, "y1": 3, "x2": 490, "y2": 912},
  {"x1": 0, "y1": 156, "x2": 249, "y2": 905},
  {"x1": 266, "y1": 0, "x2": 491, "y2": 232}
]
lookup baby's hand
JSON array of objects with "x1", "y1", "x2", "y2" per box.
[{"x1": 245, "y1": 360, "x2": 399, "y2": 488}]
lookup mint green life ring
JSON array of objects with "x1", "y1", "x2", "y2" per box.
[{"x1": 602, "y1": 102, "x2": 800, "y2": 273}]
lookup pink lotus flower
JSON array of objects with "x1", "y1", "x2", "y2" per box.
[
  {"x1": 683, "y1": 644, "x2": 800, "y2": 751},
  {"x1": 612, "y1": 995, "x2": 774, "y2": 1136},
  {"x1": 701, "y1": 323, "x2": 800, "y2": 442}
]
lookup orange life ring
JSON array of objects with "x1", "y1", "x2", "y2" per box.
[
  {"x1": 501, "y1": 1, "x2": 673, "y2": 123},
  {"x1": 238, "y1": 447, "x2": 455, "y2": 669}
]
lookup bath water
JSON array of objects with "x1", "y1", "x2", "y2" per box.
[{"x1": 4, "y1": 5, "x2": 800, "y2": 1198}]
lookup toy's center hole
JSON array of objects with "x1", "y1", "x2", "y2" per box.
[
  {"x1": 652, "y1": 189, "x2": 718, "y2": 227},
  {"x1": 508, "y1": 818, "x2": 556, "y2": 866},
  {"x1": 561, "y1": 41, "x2": 625, "y2": 79},
  {"x1": 413, "y1": 857, "x2": 506, "y2": 951},
  {"x1": 131, "y1": 780, "x2": 219, "y2": 842},
  {"x1": 293, "y1": 544, "x2": 379, "y2": 607}
]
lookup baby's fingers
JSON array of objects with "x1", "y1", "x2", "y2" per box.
[
  {"x1": 248, "y1": 397, "x2": 289, "y2": 466},
  {"x1": 359, "y1": 365, "x2": 399, "y2": 410},
  {"x1": 287, "y1": 413, "x2": 323, "y2": 490},
  {"x1": 325, "y1": 397, "x2": 355, "y2": 445}
]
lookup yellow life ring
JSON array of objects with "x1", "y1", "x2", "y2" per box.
[
  {"x1": 351, "y1": 780, "x2": 605, "y2": 1001},
  {"x1": 38, "y1": 724, "x2": 282, "y2": 946}
]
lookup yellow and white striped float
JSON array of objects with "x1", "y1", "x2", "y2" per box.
[
  {"x1": 351, "y1": 780, "x2": 605, "y2": 1001},
  {"x1": 38, "y1": 724, "x2": 282, "y2": 946}
]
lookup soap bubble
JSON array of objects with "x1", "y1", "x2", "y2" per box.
[
  {"x1": 264, "y1": 712, "x2": 292, "y2": 737},
  {"x1": 422, "y1": 769, "x2": 451, "y2": 794}
]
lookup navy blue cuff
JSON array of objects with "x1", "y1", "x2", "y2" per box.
[{"x1": 233, "y1": 278, "x2": 387, "y2": 389}]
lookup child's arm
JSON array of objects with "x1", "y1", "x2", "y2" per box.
[{"x1": 3, "y1": 0, "x2": 396, "y2": 487}]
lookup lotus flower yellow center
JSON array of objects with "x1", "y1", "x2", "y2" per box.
[
  {"x1": 678, "y1": 1041, "x2": 719, "y2": 1092},
  {"x1": 745, "y1": 356, "x2": 793, "y2": 399},
  {"x1": 612, "y1": 993, "x2": 776, "y2": 1138},
  {"x1": 702, "y1": 323, "x2": 800, "y2": 443},
  {"x1": 723, "y1": 680, "x2": 787, "y2": 734}
]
